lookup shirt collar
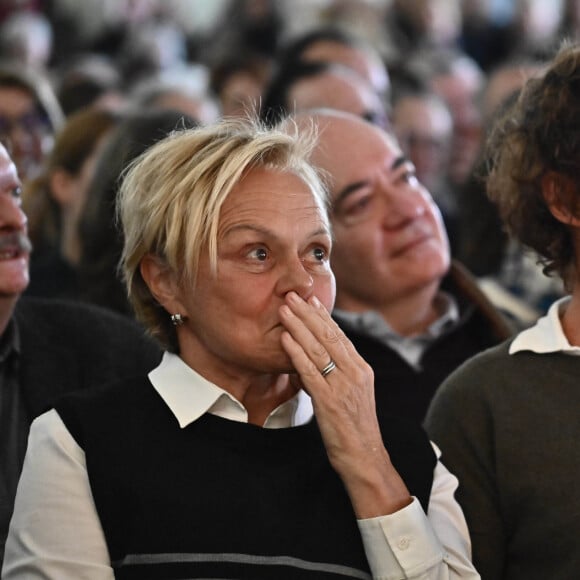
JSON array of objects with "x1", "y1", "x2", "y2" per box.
[
  {"x1": 333, "y1": 291, "x2": 460, "y2": 341},
  {"x1": 332, "y1": 292, "x2": 460, "y2": 371},
  {"x1": 148, "y1": 352, "x2": 314, "y2": 429},
  {"x1": 509, "y1": 296, "x2": 580, "y2": 356}
]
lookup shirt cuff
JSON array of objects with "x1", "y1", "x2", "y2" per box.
[{"x1": 357, "y1": 497, "x2": 444, "y2": 580}]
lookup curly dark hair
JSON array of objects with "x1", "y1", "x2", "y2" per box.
[{"x1": 485, "y1": 41, "x2": 580, "y2": 290}]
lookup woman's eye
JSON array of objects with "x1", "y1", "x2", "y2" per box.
[
  {"x1": 313, "y1": 247, "x2": 326, "y2": 261},
  {"x1": 249, "y1": 247, "x2": 268, "y2": 261}
]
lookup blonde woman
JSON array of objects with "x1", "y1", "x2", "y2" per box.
[{"x1": 4, "y1": 119, "x2": 478, "y2": 579}]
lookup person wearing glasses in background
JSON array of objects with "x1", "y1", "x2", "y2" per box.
[{"x1": 0, "y1": 63, "x2": 63, "y2": 184}]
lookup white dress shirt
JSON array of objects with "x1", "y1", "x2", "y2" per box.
[
  {"x1": 510, "y1": 296, "x2": 580, "y2": 355},
  {"x1": 2, "y1": 352, "x2": 479, "y2": 579}
]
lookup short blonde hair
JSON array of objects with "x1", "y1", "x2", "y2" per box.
[{"x1": 118, "y1": 117, "x2": 328, "y2": 351}]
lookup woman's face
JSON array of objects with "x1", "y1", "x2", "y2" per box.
[{"x1": 166, "y1": 167, "x2": 335, "y2": 378}]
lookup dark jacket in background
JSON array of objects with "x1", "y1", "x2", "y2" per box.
[
  {"x1": 0, "y1": 297, "x2": 162, "y2": 565},
  {"x1": 16, "y1": 296, "x2": 162, "y2": 418}
]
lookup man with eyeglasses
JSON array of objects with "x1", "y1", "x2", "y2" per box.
[{"x1": 301, "y1": 110, "x2": 513, "y2": 424}]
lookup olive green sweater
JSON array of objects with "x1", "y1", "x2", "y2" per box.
[{"x1": 425, "y1": 340, "x2": 580, "y2": 580}]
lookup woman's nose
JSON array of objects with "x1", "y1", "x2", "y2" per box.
[{"x1": 276, "y1": 258, "x2": 314, "y2": 301}]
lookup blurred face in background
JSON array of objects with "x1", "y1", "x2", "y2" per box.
[
  {"x1": 288, "y1": 68, "x2": 389, "y2": 128},
  {"x1": 300, "y1": 40, "x2": 390, "y2": 97},
  {"x1": 220, "y1": 71, "x2": 264, "y2": 118},
  {"x1": 392, "y1": 93, "x2": 453, "y2": 192},
  {"x1": 394, "y1": 0, "x2": 463, "y2": 47},
  {"x1": 430, "y1": 59, "x2": 483, "y2": 186},
  {"x1": 0, "y1": 86, "x2": 52, "y2": 183}
]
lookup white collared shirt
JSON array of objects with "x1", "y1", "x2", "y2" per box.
[
  {"x1": 510, "y1": 296, "x2": 580, "y2": 356},
  {"x1": 149, "y1": 352, "x2": 315, "y2": 428},
  {"x1": 3, "y1": 353, "x2": 479, "y2": 579}
]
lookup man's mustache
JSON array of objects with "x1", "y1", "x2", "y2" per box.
[{"x1": 0, "y1": 232, "x2": 33, "y2": 254}]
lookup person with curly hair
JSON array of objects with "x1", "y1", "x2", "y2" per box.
[{"x1": 425, "y1": 41, "x2": 580, "y2": 580}]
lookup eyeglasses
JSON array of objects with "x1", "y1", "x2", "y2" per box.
[
  {"x1": 398, "y1": 132, "x2": 450, "y2": 154},
  {"x1": 0, "y1": 111, "x2": 51, "y2": 140}
]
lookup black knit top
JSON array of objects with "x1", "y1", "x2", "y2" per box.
[{"x1": 57, "y1": 376, "x2": 435, "y2": 579}]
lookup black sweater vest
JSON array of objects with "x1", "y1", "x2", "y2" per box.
[
  {"x1": 340, "y1": 306, "x2": 503, "y2": 424},
  {"x1": 57, "y1": 376, "x2": 436, "y2": 580}
]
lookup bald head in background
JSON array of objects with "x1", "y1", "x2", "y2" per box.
[{"x1": 287, "y1": 67, "x2": 388, "y2": 127}]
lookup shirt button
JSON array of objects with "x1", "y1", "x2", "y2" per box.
[{"x1": 397, "y1": 536, "x2": 411, "y2": 551}]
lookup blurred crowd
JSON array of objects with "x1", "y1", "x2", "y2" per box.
[{"x1": 0, "y1": 0, "x2": 575, "y2": 321}]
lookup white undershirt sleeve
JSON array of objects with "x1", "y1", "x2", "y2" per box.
[
  {"x1": 2, "y1": 409, "x2": 113, "y2": 579},
  {"x1": 357, "y1": 444, "x2": 480, "y2": 579}
]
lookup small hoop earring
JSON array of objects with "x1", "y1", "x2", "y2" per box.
[{"x1": 170, "y1": 313, "x2": 184, "y2": 326}]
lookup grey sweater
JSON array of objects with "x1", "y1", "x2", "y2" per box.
[{"x1": 425, "y1": 340, "x2": 580, "y2": 580}]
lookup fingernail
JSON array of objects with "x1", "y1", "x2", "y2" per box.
[
  {"x1": 287, "y1": 291, "x2": 300, "y2": 305},
  {"x1": 310, "y1": 296, "x2": 321, "y2": 308}
]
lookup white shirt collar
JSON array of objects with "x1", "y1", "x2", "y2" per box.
[
  {"x1": 148, "y1": 352, "x2": 314, "y2": 429},
  {"x1": 509, "y1": 296, "x2": 580, "y2": 356}
]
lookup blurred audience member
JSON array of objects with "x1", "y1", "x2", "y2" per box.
[
  {"x1": 560, "y1": 0, "x2": 580, "y2": 40},
  {"x1": 87, "y1": 0, "x2": 167, "y2": 61},
  {"x1": 0, "y1": 63, "x2": 63, "y2": 183},
  {"x1": 78, "y1": 108, "x2": 198, "y2": 316},
  {"x1": 386, "y1": 0, "x2": 463, "y2": 57},
  {"x1": 130, "y1": 67, "x2": 219, "y2": 125},
  {"x1": 0, "y1": 11, "x2": 53, "y2": 68},
  {"x1": 207, "y1": 0, "x2": 284, "y2": 64},
  {"x1": 262, "y1": 60, "x2": 388, "y2": 128},
  {"x1": 55, "y1": 54, "x2": 125, "y2": 116},
  {"x1": 459, "y1": 0, "x2": 514, "y2": 72},
  {"x1": 479, "y1": 59, "x2": 544, "y2": 122},
  {"x1": 23, "y1": 107, "x2": 120, "y2": 300},
  {"x1": 210, "y1": 52, "x2": 273, "y2": 119},
  {"x1": 276, "y1": 27, "x2": 390, "y2": 99},
  {"x1": 509, "y1": 0, "x2": 565, "y2": 60},
  {"x1": 0, "y1": 1, "x2": 43, "y2": 24},
  {"x1": 407, "y1": 48, "x2": 485, "y2": 190},
  {"x1": 117, "y1": 18, "x2": 188, "y2": 89}
]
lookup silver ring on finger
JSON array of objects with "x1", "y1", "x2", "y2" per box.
[{"x1": 320, "y1": 360, "x2": 336, "y2": 378}]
